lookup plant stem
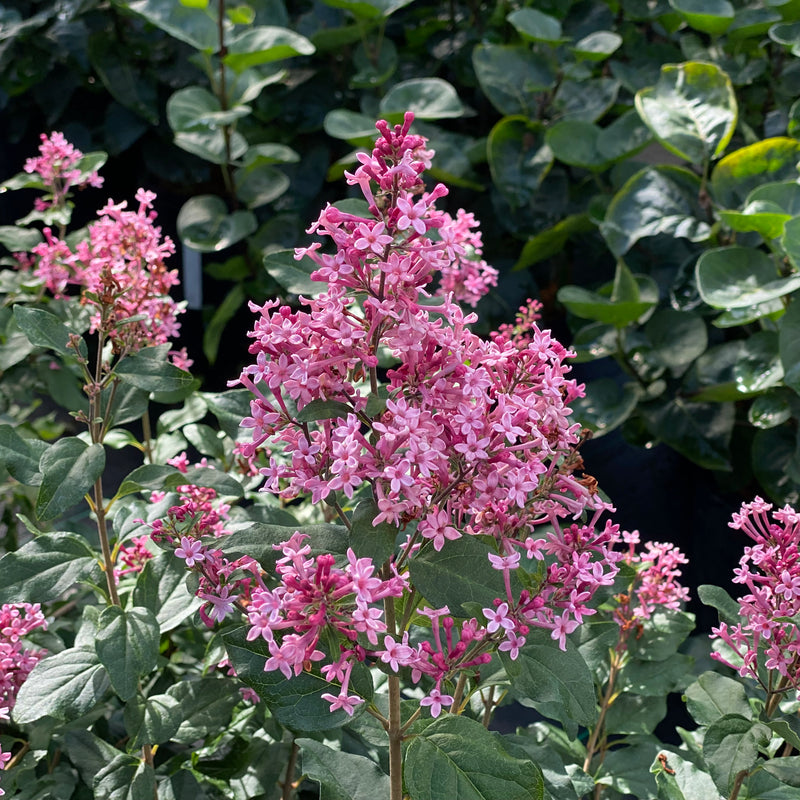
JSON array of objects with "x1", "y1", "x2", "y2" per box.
[
  {"x1": 141, "y1": 408, "x2": 153, "y2": 464},
  {"x1": 281, "y1": 739, "x2": 300, "y2": 800},
  {"x1": 94, "y1": 474, "x2": 120, "y2": 607},
  {"x1": 583, "y1": 655, "x2": 621, "y2": 774},
  {"x1": 729, "y1": 769, "x2": 749, "y2": 800},
  {"x1": 384, "y1": 592, "x2": 403, "y2": 800}
]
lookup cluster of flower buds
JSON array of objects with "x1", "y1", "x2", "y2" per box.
[{"x1": 711, "y1": 497, "x2": 800, "y2": 697}]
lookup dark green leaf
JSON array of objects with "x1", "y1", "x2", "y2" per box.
[
  {"x1": 116, "y1": 464, "x2": 181, "y2": 498},
  {"x1": 408, "y1": 535, "x2": 506, "y2": 616},
  {"x1": 553, "y1": 78, "x2": 620, "y2": 123},
  {"x1": 165, "y1": 466, "x2": 243, "y2": 497},
  {"x1": 685, "y1": 672, "x2": 752, "y2": 730},
  {"x1": 780, "y1": 298, "x2": 800, "y2": 394},
  {"x1": 626, "y1": 608, "x2": 696, "y2": 660},
  {"x1": 123, "y1": 693, "x2": 182, "y2": 749},
  {"x1": 13, "y1": 305, "x2": 87, "y2": 359},
  {"x1": 600, "y1": 166, "x2": 710, "y2": 257},
  {"x1": 668, "y1": 0, "x2": 734, "y2": 35},
  {"x1": 697, "y1": 584, "x2": 741, "y2": 626},
  {"x1": 604, "y1": 692, "x2": 666, "y2": 735},
  {"x1": 132, "y1": 552, "x2": 202, "y2": 633},
  {"x1": 13, "y1": 646, "x2": 110, "y2": 723},
  {"x1": 167, "y1": 677, "x2": 242, "y2": 743},
  {"x1": 94, "y1": 754, "x2": 157, "y2": 800},
  {"x1": 645, "y1": 309, "x2": 708, "y2": 369},
  {"x1": 0, "y1": 424, "x2": 42, "y2": 485},
  {"x1": 513, "y1": 214, "x2": 595, "y2": 271},
  {"x1": 405, "y1": 715, "x2": 545, "y2": 800},
  {"x1": 115, "y1": 346, "x2": 195, "y2": 394},
  {"x1": 95, "y1": 605, "x2": 160, "y2": 701},
  {"x1": 264, "y1": 249, "x2": 320, "y2": 295},
  {"x1": 0, "y1": 531, "x2": 100, "y2": 604},
  {"x1": 36, "y1": 437, "x2": 105, "y2": 521},
  {"x1": 349, "y1": 499, "x2": 397, "y2": 565},
  {"x1": 749, "y1": 389, "x2": 793, "y2": 429},
  {"x1": 224, "y1": 26, "x2": 315, "y2": 72},
  {"x1": 298, "y1": 738, "x2": 391, "y2": 800},
  {"x1": 501, "y1": 629, "x2": 597, "y2": 732},
  {"x1": 571, "y1": 379, "x2": 639, "y2": 437},
  {"x1": 763, "y1": 757, "x2": 800, "y2": 788},
  {"x1": 751, "y1": 427, "x2": 800, "y2": 505},
  {"x1": 379, "y1": 78, "x2": 464, "y2": 120},
  {"x1": 507, "y1": 7, "x2": 563, "y2": 43},
  {"x1": 234, "y1": 163, "x2": 290, "y2": 209},
  {"x1": 125, "y1": 0, "x2": 217, "y2": 50},
  {"x1": 704, "y1": 715, "x2": 770, "y2": 796},
  {"x1": 296, "y1": 398, "x2": 353, "y2": 423},
  {"x1": 167, "y1": 86, "x2": 251, "y2": 133},
  {"x1": 177, "y1": 195, "x2": 257, "y2": 252}
]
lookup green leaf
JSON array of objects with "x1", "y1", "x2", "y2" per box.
[
  {"x1": 487, "y1": 117, "x2": 552, "y2": 211},
  {"x1": 94, "y1": 754, "x2": 157, "y2": 800},
  {"x1": 174, "y1": 128, "x2": 248, "y2": 165},
  {"x1": 115, "y1": 345, "x2": 194, "y2": 395},
  {"x1": 704, "y1": 715, "x2": 770, "y2": 796},
  {"x1": 167, "y1": 86, "x2": 251, "y2": 133},
  {"x1": 650, "y1": 749, "x2": 719, "y2": 800},
  {"x1": 696, "y1": 246, "x2": 800, "y2": 308},
  {"x1": 781, "y1": 216, "x2": 800, "y2": 272},
  {"x1": 126, "y1": 0, "x2": 217, "y2": 50},
  {"x1": 571, "y1": 379, "x2": 639, "y2": 437},
  {"x1": 546, "y1": 111, "x2": 651, "y2": 170},
  {"x1": 749, "y1": 389, "x2": 793, "y2": 429},
  {"x1": 167, "y1": 677, "x2": 242, "y2": 743},
  {"x1": 408, "y1": 535, "x2": 506, "y2": 616},
  {"x1": 0, "y1": 225, "x2": 42, "y2": 251},
  {"x1": 349, "y1": 499, "x2": 397, "y2": 565},
  {"x1": 513, "y1": 214, "x2": 595, "y2": 271},
  {"x1": 600, "y1": 165, "x2": 710, "y2": 257},
  {"x1": 0, "y1": 424, "x2": 42, "y2": 485},
  {"x1": 405, "y1": 715, "x2": 545, "y2": 800},
  {"x1": 224, "y1": 626, "x2": 371, "y2": 731},
  {"x1": 13, "y1": 305, "x2": 87, "y2": 359},
  {"x1": 752, "y1": 426, "x2": 800, "y2": 505},
  {"x1": 13, "y1": 646, "x2": 110, "y2": 723},
  {"x1": 234, "y1": 163, "x2": 290, "y2": 209},
  {"x1": 721, "y1": 200, "x2": 793, "y2": 240},
  {"x1": 0, "y1": 531, "x2": 100, "y2": 604},
  {"x1": 733, "y1": 331, "x2": 783, "y2": 393},
  {"x1": 264, "y1": 248, "x2": 320, "y2": 295},
  {"x1": 780, "y1": 297, "x2": 800, "y2": 394},
  {"x1": 697, "y1": 584, "x2": 741, "y2": 625},
  {"x1": 322, "y1": 0, "x2": 414, "y2": 20},
  {"x1": 635, "y1": 61, "x2": 736, "y2": 163},
  {"x1": 604, "y1": 692, "x2": 666, "y2": 735},
  {"x1": 36, "y1": 437, "x2": 105, "y2": 521},
  {"x1": 224, "y1": 26, "x2": 315, "y2": 73},
  {"x1": 570, "y1": 322, "x2": 618, "y2": 363},
  {"x1": 618, "y1": 653, "x2": 693, "y2": 696},
  {"x1": 204, "y1": 283, "x2": 246, "y2": 365},
  {"x1": 95, "y1": 605, "x2": 160, "y2": 701},
  {"x1": 472, "y1": 45, "x2": 556, "y2": 117},
  {"x1": 379, "y1": 78, "x2": 464, "y2": 120},
  {"x1": 571, "y1": 31, "x2": 622, "y2": 60},
  {"x1": 596, "y1": 739, "x2": 661, "y2": 799},
  {"x1": 323, "y1": 109, "x2": 378, "y2": 143},
  {"x1": 501, "y1": 629, "x2": 597, "y2": 732},
  {"x1": 668, "y1": 0, "x2": 734, "y2": 34},
  {"x1": 166, "y1": 466, "x2": 243, "y2": 497},
  {"x1": 296, "y1": 398, "x2": 353, "y2": 423},
  {"x1": 204, "y1": 389, "x2": 252, "y2": 440},
  {"x1": 220, "y1": 521, "x2": 349, "y2": 568},
  {"x1": 684, "y1": 671, "x2": 752, "y2": 726},
  {"x1": 132, "y1": 553, "x2": 202, "y2": 633},
  {"x1": 351, "y1": 37, "x2": 397, "y2": 88},
  {"x1": 625, "y1": 608, "x2": 696, "y2": 660},
  {"x1": 177, "y1": 195, "x2": 257, "y2": 252},
  {"x1": 711, "y1": 137, "x2": 800, "y2": 209},
  {"x1": 298, "y1": 738, "x2": 390, "y2": 800},
  {"x1": 645, "y1": 309, "x2": 708, "y2": 369},
  {"x1": 116, "y1": 464, "x2": 180, "y2": 498},
  {"x1": 123, "y1": 693, "x2": 182, "y2": 749},
  {"x1": 767, "y1": 719, "x2": 800, "y2": 757},
  {"x1": 640, "y1": 398, "x2": 734, "y2": 470},
  {"x1": 763, "y1": 757, "x2": 800, "y2": 788},
  {"x1": 507, "y1": 7, "x2": 564, "y2": 43},
  {"x1": 553, "y1": 77, "x2": 620, "y2": 123}
]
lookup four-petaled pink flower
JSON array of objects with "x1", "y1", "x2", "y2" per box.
[{"x1": 420, "y1": 686, "x2": 454, "y2": 718}]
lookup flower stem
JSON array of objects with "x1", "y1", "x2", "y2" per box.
[
  {"x1": 583, "y1": 654, "x2": 621, "y2": 774},
  {"x1": 384, "y1": 592, "x2": 403, "y2": 800}
]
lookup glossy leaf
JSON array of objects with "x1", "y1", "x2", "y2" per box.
[
  {"x1": 177, "y1": 195, "x2": 257, "y2": 251},
  {"x1": 733, "y1": 331, "x2": 783, "y2": 393},
  {"x1": 405, "y1": 715, "x2": 545, "y2": 800},
  {"x1": 13, "y1": 646, "x2": 110, "y2": 723},
  {"x1": 553, "y1": 77, "x2": 620, "y2": 123},
  {"x1": 696, "y1": 246, "x2": 800, "y2": 308},
  {"x1": 224, "y1": 26, "x2": 315, "y2": 73},
  {"x1": 601, "y1": 166, "x2": 709, "y2": 257},
  {"x1": 115, "y1": 346, "x2": 195, "y2": 394},
  {"x1": 264, "y1": 249, "x2": 320, "y2": 295},
  {"x1": 298, "y1": 738, "x2": 391, "y2": 800},
  {"x1": 506, "y1": 7, "x2": 563, "y2": 43},
  {"x1": 748, "y1": 389, "x2": 793, "y2": 428},
  {"x1": 635, "y1": 60, "x2": 736, "y2": 165},
  {"x1": 684, "y1": 340, "x2": 761, "y2": 401},
  {"x1": 650, "y1": 750, "x2": 719, "y2": 800},
  {"x1": 0, "y1": 531, "x2": 101, "y2": 604},
  {"x1": 711, "y1": 137, "x2": 800, "y2": 209},
  {"x1": 720, "y1": 201, "x2": 791, "y2": 240},
  {"x1": 472, "y1": 45, "x2": 555, "y2": 117},
  {"x1": 167, "y1": 86, "x2": 251, "y2": 133},
  {"x1": 752, "y1": 426, "x2": 800, "y2": 504},
  {"x1": 668, "y1": 0, "x2": 734, "y2": 34},
  {"x1": 782, "y1": 216, "x2": 800, "y2": 271},
  {"x1": 571, "y1": 378, "x2": 639, "y2": 437},
  {"x1": 487, "y1": 117, "x2": 552, "y2": 211},
  {"x1": 126, "y1": 0, "x2": 217, "y2": 51},
  {"x1": 639, "y1": 398, "x2": 734, "y2": 470},
  {"x1": 572, "y1": 30, "x2": 622, "y2": 60},
  {"x1": 36, "y1": 437, "x2": 105, "y2": 521},
  {"x1": 645, "y1": 308, "x2": 708, "y2": 369},
  {"x1": 296, "y1": 398, "x2": 353, "y2": 422},
  {"x1": 779, "y1": 298, "x2": 800, "y2": 394},
  {"x1": 234, "y1": 163, "x2": 290, "y2": 209},
  {"x1": 379, "y1": 78, "x2": 464, "y2": 119},
  {"x1": 323, "y1": 109, "x2": 378, "y2": 143}
]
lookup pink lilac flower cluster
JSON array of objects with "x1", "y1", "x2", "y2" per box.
[
  {"x1": 114, "y1": 535, "x2": 153, "y2": 582},
  {"x1": 224, "y1": 114, "x2": 625, "y2": 715},
  {"x1": 612, "y1": 530, "x2": 689, "y2": 644},
  {"x1": 0, "y1": 603, "x2": 47, "y2": 716},
  {"x1": 146, "y1": 470, "x2": 262, "y2": 628},
  {"x1": 29, "y1": 189, "x2": 187, "y2": 363},
  {"x1": 711, "y1": 497, "x2": 800, "y2": 697},
  {"x1": 23, "y1": 131, "x2": 103, "y2": 211}
]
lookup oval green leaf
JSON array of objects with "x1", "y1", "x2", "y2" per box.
[{"x1": 379, "y1": 78, "x2": 464, "y2": 119}]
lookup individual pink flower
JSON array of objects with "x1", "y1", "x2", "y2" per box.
[{"x1": 420, "y1": 686, "x2": 454, "y2": 718}]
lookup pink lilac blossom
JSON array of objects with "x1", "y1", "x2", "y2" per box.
[
  {"x1": 0, "y1": 603, "x2": 48, "y2": 715},
  {"x1": 23, "y1": 131, "x2": 103, "y2": 211},
  {"x1": 0, "y1": 742, "x2": 10, "y2": 796},
  {"x1": 114, "y1": 535, "x2": 154, "y2": 582},
  {"x1": 710, "y1": 497, "x2": 800, "y2": 698},
  {"x1": 222, "y1": 113, "x2": 624, "y2": 714}
]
